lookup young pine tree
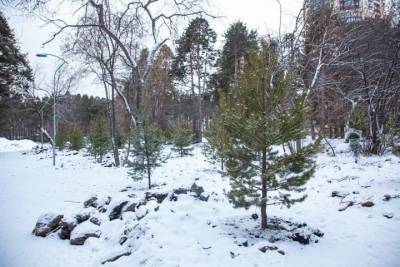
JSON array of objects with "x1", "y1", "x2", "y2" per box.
[
  {"x1": 129, "y1": 122, "x2": 164, "y2": 189},
  {"x1": 89, "y1": 116, "x2": 109, "y2": 162},
  {"x1": 171, "y1": 122, "x2": 194, "y2": 157},
  {"x1": 67, "y1": 123, "x2": 84, "y2": 151},
  {"x1": 204, "y1": 95, "x2": 230, "y2": 170},
  {"x1": 219, "y1": 41, "x2": 318, "y2": 229}
]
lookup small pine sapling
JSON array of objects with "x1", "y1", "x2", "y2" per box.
[
  {"x1": 89, "y1": 116, "x2": 110, "y2": 162},
  {"x1": 171, "y1": 122, "x2": 194, "y2": 157},
  {"x1": 129, "y1": 122, "x2": 164, "y2": 189},
  {"x1": 67, "y1": 124, "x2": 84, "y2": 151}
]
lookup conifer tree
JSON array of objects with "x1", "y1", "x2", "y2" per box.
[
  {"x1": 173, "y1": 17, "x2": 217, "y2": 142},
  {"x1": 0, "y1": 11, "x2": 33, "y2": 132},
  {"x1": 129, "y1": 121, "x2": 164, "y2": 189},
  {"x1": 89, "y1": 116, "x2": 109, "y2": 162},
  {"x1": 217, "y1": 40, "x2": 318, "y2": 229},
  {"x1": 215, "y1": 21, "x2": 258, "y2": 93},
  {"x1": 204, "y1": 94, "x2": 230, "y2": 170},
  {"x1": 171, "y1": 122, "x2": 193, "y2": 157},
  {"x1": 67, "y1": 123, "x2": 84, "y2": 151}
]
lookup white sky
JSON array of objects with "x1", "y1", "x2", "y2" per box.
[{"x1": 5, "y1": 0, "x2": 303, "y2": 97}]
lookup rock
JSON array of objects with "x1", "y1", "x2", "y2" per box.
[
  {"x1": 190, "y1": 183, "x2": 204, "y2": 196},
  {"x1": 361, "y1": 201, "x2": 374, "y2": 207},
  {"x1": 109, "y1": 201, "x2": 129, "y2": 221},
  {"x1": 59, "y1": 220, "x2": 76, "y2": 240},
  {"x1": 199, "y1": 192, "x2": 210, "y2": 202},
  {"x1": 251, "y1": 213, "x2": 259, "y2": 220},
  {"x1": 173, "y1": 188, "x2": 189, "y2": 195},
  {"x1": 89, "y1": 217, "x2": 101, "y2": 226},
  {"x1": 70, "y1": 221, "x2": 101, "y2": 245},
  {"x1": 32, "y1": 213, "x2": 63, "y2": 237},
  {"x1": 98, "y1": 206, "x2": 107, "y2": 213},
  {"x1": 383, "y1": 194, "x2": 392, "y2": 201},
  {"x1": 124, "y1": 203, "x2": 137, "y2": 213},
  {"x1": 259, "y1": 246, "x2": 278, "y2": 253},
  {"x1": 75, "y1": 212, "x2": 91, "y2": 224},
  {"x1": 312, "y1": 229, "x2": 324, "y2": 237},
  {"x1": 290, "y1": 233, "x2": 310, "y2": 245},
  {"x1": 277, "y1": 250, "x2": 285, "y2": 255},
  {"x1": 145, "y1": 192, "x2": 168, "y2": 204},
  {"x1": 83, "y1": 196, "x2": 98, "y2": 208}
]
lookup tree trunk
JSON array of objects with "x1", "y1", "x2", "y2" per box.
[
  {"x1": 260, "y1": 147, "x2": 268, "y2": 229},
  {"x1": 111, "y1": 82, "x2": 120, "y2": 167}
]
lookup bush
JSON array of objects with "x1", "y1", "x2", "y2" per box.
[{"x1": 348, "y1": 132, "x2": 360, "y2": 140}]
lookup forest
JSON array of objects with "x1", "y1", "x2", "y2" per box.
[{"x1": 0, "y1": 0, "x2": 400, "y2": 266}]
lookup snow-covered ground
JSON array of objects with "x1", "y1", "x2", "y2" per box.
[{"x1": 0, "y1": 139, "x2": 399, "y2": 267}]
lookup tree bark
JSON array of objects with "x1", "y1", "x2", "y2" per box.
[{"x1": 261, "y1": 147, "x2": 268, "y2": 229}]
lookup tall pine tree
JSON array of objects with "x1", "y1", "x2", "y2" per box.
[
  {"x1": 173, "y1": 17, "x2": 217, "y2": 143},
  {"x1": 211, "y1": 40, "x2": 318, "y2": 229}
]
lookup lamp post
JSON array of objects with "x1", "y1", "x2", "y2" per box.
[{"x1": 36, "y1": 53, "x2": 68, "y2": 166}]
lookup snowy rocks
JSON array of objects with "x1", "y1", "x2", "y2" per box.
[
  {"x1": 90, "y1": 217, "x2": 101, "y2": 226},
  {"x1": 124, "y1": 202, "x2": 137, "y2": 213},
  {"x1": 75, "y1": 212, "x2": 91, "y2": 223},
  {"x1": 83, "y1": 196, "x2": 98, "y2": 208},
  {"x1": 191, "y1": 183, "x2": 204, "y2": 196},
  {"x1": 59, "y1": 219, "x2": 77, "y2": 240},
  {"x1": 70, "y1": 221, "x2": 101, "y2": 245},
  {"x1": 290, "y1": 232, "x2": 310, "y2": 245},
  {"x1": 258, "y1": 245, "x2": 278, "y2": 253},
  {"x1": 32, "y1": 213, "x2": 63, "y2": 237},
  {"x1": 109, "y1": 201, "x2": 129, "y2": 221},
  {"x1": 145, "y1": 192, "x2": 168, "y2": 204}
]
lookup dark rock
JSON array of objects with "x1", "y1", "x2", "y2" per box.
[
  {"x1": 104, "y1": 196, "x2": 112, "y2": 205},
  {"x1": 313, "y1": 229, "x2": 324, "y2": 237},
  {"x1": 70, "y1": 231, "x2": 100, "y2": 245},
  {"x1": 75, "y1": 213, "x2": 91, "y2": 224},
  {"x1": 383, "y1": 194, "x2": 392, "y2": 201},
  {"x1": 145, "y1": 192, "x2": 168, "y2": 204},
  {"x1": 109, "y1": 201, "x2": 129, "y2": 220},
  {"x1": 259, "y1": 246, "x2": 278, "y2": 253},
  {"x1": 290, "y1": 233, "x2": 310, "y2": 245},
  {"x1": 83, "y1": 196, "x2": 98, "y2": 208},
  {"x1": 59, "y1": 219, "x2": 77, "y2": 240},
  {"x1": 98, "y1": 206, "x2": 107, "y2": 213},
  {"x1": 361, "y1": 201, "x2": 374, "y2": 207},
  {"x1": 173, "y1": 188, "x2": 189, "y2": 195},
  {"x1": 89, "y1": 217, "x2": 101, "y2": 226},
  {"x1": 277, "y1": 250, "x2": 285, "y2": 255},
  {"x1": 199, "y1": 193, "x2": 210, "y2": 202},
  {"x1": 251, "y1": 213, "x2": 258, "y2": 220},
  {"x1": 190, "y1": 183, "x2": 204, "y2": 196},
  {"x1": 124, "y1": 203, "x2": 137, "y2": 213},
  {"x1": 32, "y1": 213, "x2": 63, "y2": 237},
  {"x1": 241, "y1": 241, "x2": 248, "y2": 247}
]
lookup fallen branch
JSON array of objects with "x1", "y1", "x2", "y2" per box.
[{"x1": 101, "y1": 251, "x2": 132, "y2": 265}]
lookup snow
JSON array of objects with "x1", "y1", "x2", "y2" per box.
[
  {"x1": 0, "y1": 139, "x2": 399, "y2": 266},
  {"x1": 0, "y1": 137, "x2": 37, "y2": 152}
]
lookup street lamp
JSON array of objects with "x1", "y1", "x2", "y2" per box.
[{"x1": 36, "y1": 53, "x2": 68, "y2": 166}]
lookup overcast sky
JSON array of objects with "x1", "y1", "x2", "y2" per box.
[{"x1": 5, "y1": 0, "x2": 303, "y2": 97}]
